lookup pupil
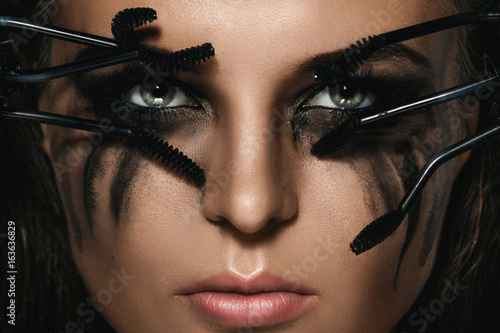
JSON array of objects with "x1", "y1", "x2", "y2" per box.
[
  {"x1": 151, "y1": 84, "x2": 166, "y2": 98},
  {"x1": 339, "y1": 84, "x2": 357, "y2": 99}
]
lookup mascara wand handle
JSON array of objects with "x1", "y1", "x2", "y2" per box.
[
  {"x1": 399, "y1": 124, "x2": 500, "y2": 214},
  {"x1": 361, "y1": 74, "x2": 499, "y2": 126},
  {"x1": 0, "y1": 108, "x2": 133, "y2": 137},
  {"x1": 0, "y1": 16, "x2": 118, "y2": 48},
  {"x1": 380, "y1": 11, "x2": 500, "y2": 46},
  {"x1": 1, "y1": 50, "x2": 139, "y2": 83}
]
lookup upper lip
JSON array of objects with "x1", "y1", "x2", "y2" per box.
[{"x1": 176, "y1": 271, "x2": 317, "y2": 295}]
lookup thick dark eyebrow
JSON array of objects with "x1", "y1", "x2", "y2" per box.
[{"x1": 295, "y1": 43, "x2": 432, "y2": 75}]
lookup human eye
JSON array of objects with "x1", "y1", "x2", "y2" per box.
[
  {"x1": 301, "y1": 70, "x2": 426, "y2": 114},
  {"x1": 75, "y1": 64, "x2": 204, "y2": 129},
  {"x1": 293, "y1": 70, "x2": 427, "y2": 143},
  {"x1": 304, "y1": 83, "x2": 376, "y2": 110},
  {"x1": 124, "y1": 81, "x2": 197, "y2": 109}
]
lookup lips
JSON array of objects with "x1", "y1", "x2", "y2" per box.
[{"x1": 176, "y1": 272, "x2": 317, "y2": 328}]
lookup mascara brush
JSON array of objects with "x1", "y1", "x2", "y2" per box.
[
  {"x1": 0, "y1": 108, "x2": 205, "y2": 183},
  {"x1": 0, "y1": 8, "x2": 215, "y2": 82},
  {"x1": 111, "y1": 7, "x2": 215, "y2": 73},
  {"x1": 315, "y1": 11, "x2": 500, "y2": 86},
  {"x1": 350, "y1": 120, "x2": 500, "y2": 255}
]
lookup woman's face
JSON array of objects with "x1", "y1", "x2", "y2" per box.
[{"x1": 41, "y1": 0, "x2": 472, "y2": 331}]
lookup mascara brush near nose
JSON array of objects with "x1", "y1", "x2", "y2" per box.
[{"x1": 0, "y1": 108, "x2": 205, "y2": 183}]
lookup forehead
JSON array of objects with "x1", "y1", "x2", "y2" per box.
[
  {"x1": 53, "y1": 0, "x2": 448, "y2": 48},
  {"x1": 48, "y1": 0, "x2": 455, "y2": 100}
]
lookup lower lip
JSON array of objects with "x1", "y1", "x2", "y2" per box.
[{"x1": 179, "y1": 292, "x2": 316, "y2": 328}]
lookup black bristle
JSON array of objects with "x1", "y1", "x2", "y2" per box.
[
  {"x1": 130, "y1": 130, "x2": 205, "y2": 183},
  {"x1": 111, "y1": 8, "x2": 157, "y2": 50},
  {"x1": 315, "y1": 35, "x2": 385, "y2": 86},
  {"x1": 111, "y1": 8, "x2": 215, "y2": 73},
  {"x1": 311, "y1": 117, "x2": 361, "y2": 157},
  {"x1": 350, "y1": 209, "x2": 405, "y2": 255},
  {"x1": 138, "y1": 42, "x2": 215, "y2": 74}
]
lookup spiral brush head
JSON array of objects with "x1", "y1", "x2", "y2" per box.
[
  {"x1": 315, "y1": 35, "x2": 385, "y2": 86},
  {"x1": 310, "y1": 117, "x2": 361, "y2": 157},
  {"x1": 111, "y1": 7, "x2": 215, "y2": 73},
  {"x1": 350, "y1": 209, "x2": 405, "y2": 255},
  {"x1": 138, "y1": 43, "x2": 215, "y2": 74},
  {"x1": 111, "y1": 7, "x2": 157, "y2": 50},
  {"x1": 130, "y1": 130, "x2": 205, "y2": 184}
]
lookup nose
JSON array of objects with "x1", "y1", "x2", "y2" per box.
[{"x1": 201, "y1": 103, "x2": 298, "y2": 235}]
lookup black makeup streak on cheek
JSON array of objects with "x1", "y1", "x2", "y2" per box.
[
  {"x1": 419, "y1": 206, "x2": 438, "y2": 266},
  {"x1": 83, "y1": 137, "x2": 111, "y2": 235},
  {"x1": 61, "y1": 171, "x2": 83, "y2": 251},
  {"x1": 393, "y1": 140, "x2": 423, "y2": 283},
  {"x1": 110, "y1": 147, "x2": 142, "y2": 225},
  {"x1": 346, "y1": 151, "x2": 393, "y2": 219}
]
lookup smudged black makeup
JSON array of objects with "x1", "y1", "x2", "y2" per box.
[
  {"x1": 110, "y1": 148, "x2": 142, "y2": 224},
  {"x1": 74, "y1": 63, "x2": 206, "y2": 132},
  {"x1": 83, "y1": 135, "x2": 111, "y2": 234},
  {"x1": 296, "y1": 56, "x2": 457, "y2": 283}
]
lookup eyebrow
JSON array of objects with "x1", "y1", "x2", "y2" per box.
[{"x1": 295, "y1": 43, "x2": 432, "y2": 76}]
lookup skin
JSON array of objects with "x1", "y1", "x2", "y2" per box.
[{"x1": 39, "y1": 0, "x2": 477, "y2": 332}]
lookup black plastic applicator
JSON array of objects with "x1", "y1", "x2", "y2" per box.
[{"x1": 111, "y1": 8, "x2": 214, "y2": 74}]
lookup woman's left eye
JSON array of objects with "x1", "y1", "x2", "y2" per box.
[
  {"x1": 124, "y1": 82, "x2": 198, "y2": 108},
  {"x1": 305, "y1": 83, "x2": 376, "y2": 110}
]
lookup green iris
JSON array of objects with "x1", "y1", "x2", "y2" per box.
[
  {"x1": 329, "y1": 84, "x2": 367, "y2": 109},
  {"x1": 139, "y1": 83, "x2": 176, "y2": 108}
]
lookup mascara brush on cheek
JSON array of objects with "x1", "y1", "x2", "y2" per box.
[
  {"x1": 310, "y1": 114, "x2": 362, "y2": 157},
  {"x1": 111, "y1": 8, "x2": 215, "y2": 73},
  {"x1": 0, "y1": 108, "x2": 205, "y2": 183},
  {"x1": 350, "y1": 120, "x2": 500, "y2": 255}
]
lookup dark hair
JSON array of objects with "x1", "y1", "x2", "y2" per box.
[
  {"x1": 396, "y1": 0, "x2": 500, "y2": 331},
  {"x1": 1, "y1": 0, "x2": 499, "y2": 332}
]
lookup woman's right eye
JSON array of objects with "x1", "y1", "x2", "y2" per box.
[{"x1": 123, "y1": 82, "x2": 198, "y2": 109}]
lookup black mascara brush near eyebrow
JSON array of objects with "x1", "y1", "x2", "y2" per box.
[
  {"x1": 111, "y1": 8, "x2": 215, "y2": 74},
  {"x1": 0, "y1": 8, "x2": 214, "y2": 82},
  {"x1": 1, "y1": 7, "x2": 215, "y2": 184},
  {"x1": 314, "y1": 10, "x2": 500, "y2": 86}
]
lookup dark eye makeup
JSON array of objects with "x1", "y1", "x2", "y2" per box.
[
  {"x1": 75, "y1": 63, "x2": 206, "y2": 133},
  {"x1": 294, "y1": 68, "x2": 430, "y2": 143},
  {"x1": 73, "y1": 60, "x2": 429, "y2": 142}
]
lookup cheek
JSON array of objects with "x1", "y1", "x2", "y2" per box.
[
  {"x1": 297, "y1": 113, "x2": 457, "y2": 329},
  {"x1": 48, "y1": 103, "x2": 459, "y2": 331},
  {"x1": 59, "y1": 142, "x2": 206, "y2": 330},
  {"x1": 289, "y1": 158, "x2": 434, "y2": 331}
]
